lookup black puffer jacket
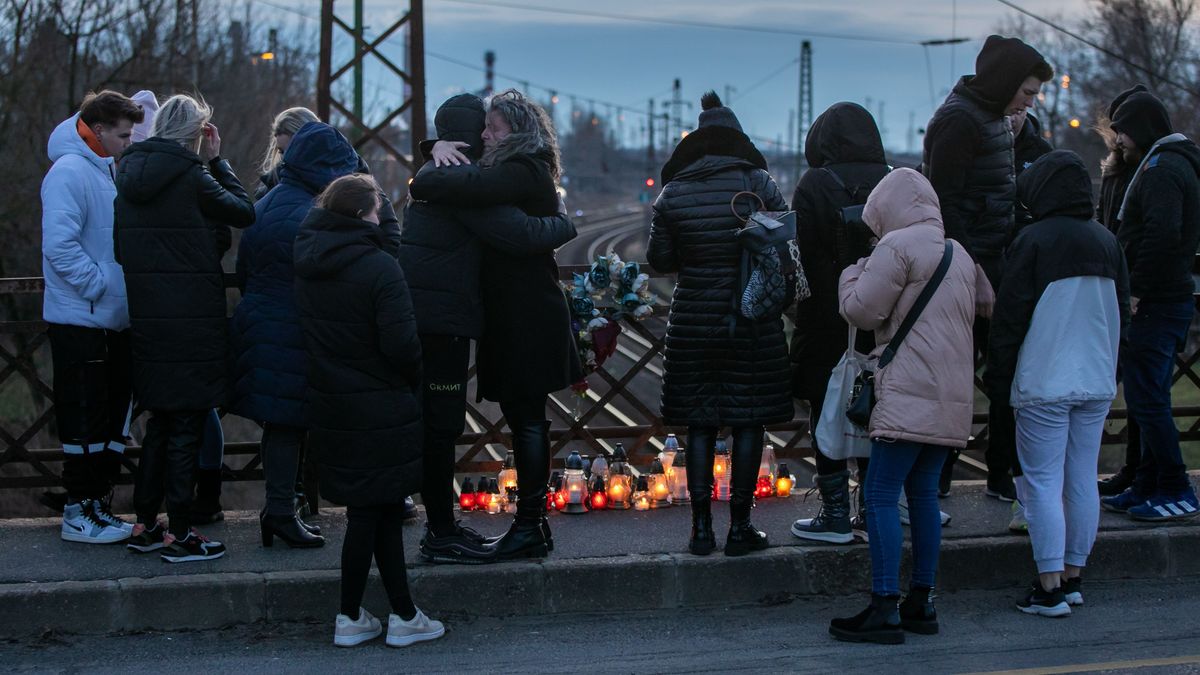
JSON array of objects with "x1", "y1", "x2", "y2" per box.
[
  {"x1": 1111, "y1": 92, "x2": 1200, "y2": 302},
  {"x1": 409, "y1": 152, "x2": 583, "y2": 401},
  {"x1": 293, "y1": 207, "x2": 422, "y2": 506},
  {"x1": 114, "y1": 138, "x2": 255, "y2": 411},
  {"x1": 648, "y1": 126, "x2": 793, "y2": 426},
  {"x1": 789, "y1": 102, "x2": 888, "y2": 399}
]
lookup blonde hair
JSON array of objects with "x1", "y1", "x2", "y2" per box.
[
  {"x1": 1093, "y1": 112, "x2": 1126, "y2": 177},
  {"x1": 259, "y1": 106, "x2": 320, "y2": 174},
  {"x1": 151, "y1": 94, "x2": 212, "y2": 154}
]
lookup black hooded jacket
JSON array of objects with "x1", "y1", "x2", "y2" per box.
[
  {"x1": 1111, "y1": 92, "x2": 1200, "y2": 301},
  {"x1": 789, "y1": 102, "x2": 888, "y2": 399},
  {"x1": 647, "y1": 124, "x2": 793, "y2": 427},
  {"x1": 400, "y1": 94, "x2": 577, "y2": 338},
  {"x1": 1097, "y1": 85, "x2": 1148, "y2": 233},
  {"x1": 924, "y1": 36, "x2": 1049, "y2": 261},
  {"x1": 293, "y1": 207, "x2": 423, "y2": 506},
  {"x1": 987, "y1": 150, "x2": 1130, "y2": 400},
  {"x1": 113, "y1": 138, "x2": 255, "y2": 411}
]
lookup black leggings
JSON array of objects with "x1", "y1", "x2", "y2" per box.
[{"x1": 341, "y1": 503, "x2": 416, "y2": 620}]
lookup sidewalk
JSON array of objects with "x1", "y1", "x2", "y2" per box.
[{"x1": 2, "y1": 478, "x2": 1197, "y2": 637}]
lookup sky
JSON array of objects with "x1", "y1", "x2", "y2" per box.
[{"x1": 270, "y1": 0, "x2": 1092, "y2": 154}]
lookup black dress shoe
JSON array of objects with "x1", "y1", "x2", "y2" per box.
[{"x1": 261, "y1": 513, "x2": 325, "y2": 548}]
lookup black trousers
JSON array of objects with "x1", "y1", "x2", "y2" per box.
[
  {"x1": 341, "y1": 503, "x2": 416, "y2": 619},
  {"x1": 417, "y1": 335, "x2": 471, "y2": 535},
  {"x1": 134, "y1": 410, "x2": 206, "y2": 536},
  {"x1": 973, "y1": 255, "x2": 1020, "y2": 481},
  {"x1": 262, "y1": 423, "x2": 305, "y2": 516},
  {"x1": 48, "y1": 324, "x2": 133, "y2": 501}
]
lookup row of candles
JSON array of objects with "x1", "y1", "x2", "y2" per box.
[{"x1": 458, "y1": 434, "x2": 797, "y2": 514}]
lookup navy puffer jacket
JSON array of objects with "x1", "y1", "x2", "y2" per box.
[{"x1": 229, "y1": 122, "x2": 359, "y2": 427}]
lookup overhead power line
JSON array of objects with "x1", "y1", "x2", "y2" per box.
[
  {"x1": 729, "y1": 57, "x2": 800, "y2": 104},
  {"x1": 993, "y1": 0, "x2": 1200, "y2": 99},
  {"x1": 437, "y1": 0, "x2": 923, "y2": 45}
]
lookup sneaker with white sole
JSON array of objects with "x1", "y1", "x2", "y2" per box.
[
  {"x1": 1008, "y1": 500, "x2": 1029, "y2": 535},
  {"x1": 92, "y1": 496, "x2": 134, "y2": 534},
  {"x1": 159, "y1": 529, "x2": 226, "y2": 563},
  {"x1": 1128, "y1": 490, "x2": 1200, "y2": 522},
  {"x1": 386, "y1": 608, "x2": 445, "y2": 647},
  {"x1": 1063, "y1": 576, "x2": 1083, "y2": 606},
  {"x1": 1017, "y1": 580, "x2": 1071, "y2": 617},
  {"x1": 126, "y1": 521, "x2": 167, "y2": 552},
  {"x1": 61, "y1": 501, "x2": 129, "y2": 544},
  {"x1": 898, "y1": 497, "x2": 952, "y2": 527},
  {"x1": 334, "y1": 607, "x2": 382, "y2": 647}
]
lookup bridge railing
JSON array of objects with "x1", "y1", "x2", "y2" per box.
[{"x1": 2, "y1": 266, "x2": 1197, "y2": 498}]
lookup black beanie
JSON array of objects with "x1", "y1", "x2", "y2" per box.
[
  {"x1": 697, "y1": 91, "x2": 743, "y2": 132},
  {"x1": 434, "y1": 94, "x2": 486, "y2": 159},
  {"x1": 1107, "y1": 83, "x2": 1149, "y2": 120},
  {"x1": 968, "y1": 35, "x2": 1052, "y2": 111},
  {"x1": 1111, "y1": 91, "x2": 1174, "y2": 152}
]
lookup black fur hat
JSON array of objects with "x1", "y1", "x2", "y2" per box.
[{"x1": 697, "y1": 91, "x2": 743, "y2": 132}]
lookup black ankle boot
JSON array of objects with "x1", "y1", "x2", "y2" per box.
[
  {"x1": 262, "y1": 507, "x2": 321, "y2": 535},
  {"x1": 261, "y1": 512, "x2": 325, "y2": 548},
  {"x1": 899, "y1": 585, "x2": 939, "y2": 634},
  {"x1": 689, "y1": 499, "x2": 716, "y2": 555},
  {"x1": 725, "y1": 492, "x2": 769, "y2": 556},
  {"x1": 495, "y1": 514, "x2": 548, "y2": 560},
  {"x1": 830, "y1": 594, "x2": 904, "y2": 644}
]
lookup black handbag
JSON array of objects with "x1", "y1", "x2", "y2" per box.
[{"x1": 846, "y1": 241, "x2": 954, "y2": 429}]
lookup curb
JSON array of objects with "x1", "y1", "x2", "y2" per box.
[{"x1": 3, "y1": 526, "x2": 1197, "y2": 637}]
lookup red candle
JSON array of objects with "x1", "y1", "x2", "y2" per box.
[
  {"x1": 459, "y1": 493, "x2": 476, "y2": 511},
  {"x1": 591, "y1": 490, "x2": 608, "y2": 510}
]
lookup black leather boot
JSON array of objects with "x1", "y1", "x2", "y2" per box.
[
  {"x1": 791, "y1": 470, "x2": 853, "y2": 544},
  {"x1": 261, "y1": 512, "x2": 325, "y2": 548},
  {"x1": 726, "y1": 426, "x2": 768, "y2": 557},
  {"x1": 899, "y1": 585, "x2": 939, "y2": 634},
  {"x1": 497, "y1": 421, "x2": 551, "y2": 560},
  {"x1": 262, "y1": 507, "x2": 321, "y2": 535},
  {"x1": 830, "y1": 594, "x2": 904, "y2": 644},
  {"x1": 685, "y1": 426, "x2": 717, "y2": 555},
  {"x1": 191, "y1": 467, "x2": 224, "y2": 525},
  {"x1": 689, "y1": 499, "x2": 716, "y2": 555}
]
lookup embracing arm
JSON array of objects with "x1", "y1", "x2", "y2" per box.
[
  {"x1": 409, "y1": 160, "x2": 539, "y2": 207},
  {"x1": 457, "y1": 206, "x2": 576, "y2": 255}
]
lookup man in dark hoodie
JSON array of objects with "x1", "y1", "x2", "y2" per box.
[
  {"x1": 787, "y1": 102, "x2": 888, "y2": 544},
  {"x1": 1100, "y1": 91, "x2": 1200, "y2": 522},
  {"x1": 1095, "y1": 85, "x2": 1148, "y2": 497},
  {"x1": 988, "y1": 149, "x2": 1129, "y2": 617},
  {"x1": 923, "y1": 35, "x2": 1054, "y2": 501},
  {"x1": 399, "y1": 94, "x2": 576, "y2": 564}
]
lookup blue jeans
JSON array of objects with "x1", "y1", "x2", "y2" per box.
[
  {"x1": 1123, "y1": 299, "x2": 1194, "y2": 496},
  {"x1": 866, "y1": 439, "x2": 949, "y2": 595}
]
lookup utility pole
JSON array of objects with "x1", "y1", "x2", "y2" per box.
[
  {"x1": 484, "y1": 50, "x2": 495, "y2": 97},
  {"x1": 353, "y1": 0, "x2": 364, "y2": 141},
  {"x1": 671, "y1": 78, "x2": 682, "y2": 146},
  {"x1": 648, "y1": 98, "x2": 656, "y2": 164},
  {"x1": 798, "y1": 40, "x2": 813, "y2": 176}
]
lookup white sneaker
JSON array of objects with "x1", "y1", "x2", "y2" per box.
[
  {"x1": 898, "y1": 497, "x2": 952, "y2": 527},
  {"x1": 334, "y1": 607, "x2": 382, "y2": 647},
  {"x1": 386, "y1": 608, "x2": 445, "y2": 648},
  {"x1": 91, "y1": 497, "x2": 134, "y2": 533},
  {"x1": 61, "y1": 501, "x2": 129, "y2": 544}
]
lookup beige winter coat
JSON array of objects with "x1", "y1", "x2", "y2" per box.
[{"x1": 838, "y1": 168, "x2": 978, "y2": 448}]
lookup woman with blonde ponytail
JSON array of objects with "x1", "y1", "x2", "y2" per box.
[{"x1": 257, "y1": 107, "x2": 320, "y2": 199}]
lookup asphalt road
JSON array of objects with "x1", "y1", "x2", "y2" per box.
[{"x1": 5, "y1": 577, "x2": 1198, "y2": 674}]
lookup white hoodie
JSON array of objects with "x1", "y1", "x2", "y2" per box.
[{"x1": 40, "y1": 114, "x2": 129, "y2": 330}]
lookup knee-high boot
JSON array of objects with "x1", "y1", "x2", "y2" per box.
[
  {"x1": 685, "y1": 426, "x2": 716, "y2": 555},
  {"x1": 726, "y1": 426, "x2": 769, "y2": 556},
  {"x1": 496, "y1": 421, "x2": 551, "y2": 559}
]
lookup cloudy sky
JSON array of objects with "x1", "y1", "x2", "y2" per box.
[{"x1": 272, "y1": 0, "x2": 1091, "y2": 153}]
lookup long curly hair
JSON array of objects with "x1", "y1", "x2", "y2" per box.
[{"x1": 481, "y1": 89, "x2": 561, "y2": 181}]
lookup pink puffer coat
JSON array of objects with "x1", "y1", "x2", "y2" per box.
[{"x1": 838, "y1": 168, "x2": 978, "y2": 448}]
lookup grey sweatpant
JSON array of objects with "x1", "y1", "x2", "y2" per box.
[{"x1": 1014, "y1": 399, "x2": 1110, "y2": 574}]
